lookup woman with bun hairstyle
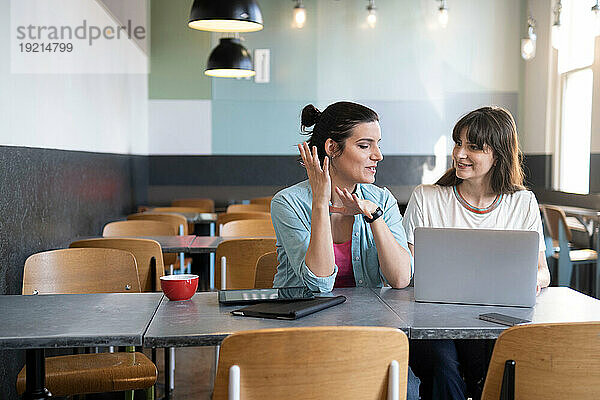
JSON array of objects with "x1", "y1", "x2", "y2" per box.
[
  {"x1": 271, "y1": 101, "x2": 413, "y2": 292},
  {"x1": 270, "y1": 101, "x2": 419, "y2": 399},
  {"x1": 403, "y1": 106, "x2": 550, "y2": 400}
]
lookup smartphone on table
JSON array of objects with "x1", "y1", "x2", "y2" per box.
[{"x1": 478, "y1": 312, "x2": 531, "y2": 327}]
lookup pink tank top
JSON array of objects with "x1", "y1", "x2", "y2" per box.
[{"x1": 333, "y1": 240, "x2": 356, "y2": 288}]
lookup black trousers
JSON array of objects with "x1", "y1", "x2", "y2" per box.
[{"x1": 409, "y1": 339, "x2": 494, "y2": 400}]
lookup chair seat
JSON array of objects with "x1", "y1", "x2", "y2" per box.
[
  {"x1": 552, "y1": 249, "x2": 598, "y2": 262},
  {"x1": 17, "y1": 352, "x2": 157, "y2": 396}
]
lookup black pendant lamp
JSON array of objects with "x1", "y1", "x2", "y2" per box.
[
  {"x1": 189, "y1": 0, "x2": 263, "y2": 32},
  {"x1": 205, "y1": 38, "x2": 255, "y2": 78}
]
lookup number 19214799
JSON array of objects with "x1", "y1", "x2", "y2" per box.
[{"x1": 19, "y1": 42, "x2": 73, "y2": 52}]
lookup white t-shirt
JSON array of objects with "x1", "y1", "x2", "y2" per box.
[{"x1": 402, "y1": 184, "x2": 546, "y2": 252}]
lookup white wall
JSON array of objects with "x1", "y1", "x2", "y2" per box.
[
  {"x1": 0, "y1": 0, "x2": 148, "y2": 155},
  {"x1": 520, "y1": 0, "x2": 554, "y2": 155}
]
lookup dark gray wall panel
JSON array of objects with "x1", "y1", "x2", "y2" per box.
[
  {"x1": 0, "y1": 146, "x2": 139, "y2": 398},
  {"x1": 522, "y1": 154, "x2": 552, "y2": 190},
  {"x1": 590, "y1": 153, "x2": 600, "y2": 194},
  {"x1": 148, "y1": 155, "x2": 435, "y2": 187},
  {"x1": 148, "y1": 155, "x2": 437, "y2": 207}
]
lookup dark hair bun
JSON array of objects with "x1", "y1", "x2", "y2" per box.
[{"x1": 301, "y1": 104, "x2": 321, "y2": 129}]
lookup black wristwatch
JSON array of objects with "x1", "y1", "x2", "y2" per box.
[{"x1": 363, "y1": 207, "x2": 383, "y2": 223}]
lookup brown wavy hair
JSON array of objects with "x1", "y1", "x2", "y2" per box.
[{"x1": 436, "y1": 106, "x2": 526, "y2": 194}]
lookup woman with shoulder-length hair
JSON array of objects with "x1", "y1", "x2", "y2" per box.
[{"x1": 403, "y1": 106, "x2": 550, "y2": 400}]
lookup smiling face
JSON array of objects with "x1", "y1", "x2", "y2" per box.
[
  {"x1": 453, "y1": 128, "x2": 496, "y2": 184},
  {"x1": 327, "y1": 121, "x2": 383, "y2": 185}
]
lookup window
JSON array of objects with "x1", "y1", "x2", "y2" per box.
[{"x1": 555, "y1": 0, "x2": 597, "y2": 194}]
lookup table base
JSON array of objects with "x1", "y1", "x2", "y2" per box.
[{"x1": 22, "y1": 348, "x2": 52, "y2": 399}]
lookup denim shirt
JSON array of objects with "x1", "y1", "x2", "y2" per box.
[{"x1": 271, "y1": 180, "x2": 413, "y2": 293}]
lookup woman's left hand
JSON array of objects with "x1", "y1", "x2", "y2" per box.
[{"x1": 329, "y1": 187, "x2": 379, "y2": 218}]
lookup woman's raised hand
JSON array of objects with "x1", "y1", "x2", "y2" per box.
[
  {"x1": 330, "y1": 187, "x2": 379, "y2": 218},
  {"x1": 299, "y1": 142, "x2": 331, "y2": 206}
]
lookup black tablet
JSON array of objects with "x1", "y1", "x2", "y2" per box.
[
  {"x1": 231, "y1": 295, "x2": 347, "y2": 320},
  {"x1": 218, "y1": 287, "x2": 315, "y2": 305}
]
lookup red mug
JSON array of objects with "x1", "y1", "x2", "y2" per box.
[{"x1": 160, "y1": 274, "x2": 199, "y2": 301}]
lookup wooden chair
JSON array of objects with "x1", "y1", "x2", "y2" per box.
[
  {"x1": 22, "y1": 248, "x2": 142, "y2": 295},
  {"x1": 541, "y1": 205, "x2": 599, "y2": 296},
  {"x1": 151, "y1": 207, "x2": 210, "y2": 233},
  {"x1": 127, "y1": 212, "x2": 189, "y2": 235},
  {"x1": 216, "y1": 211, "x2": 271, "y2": 235},
  {"x1": 226, "y1": 203, "x2": 270, "y2": 213},
  {"x1": 103, "y1": 220, "x2": 178, "y2": 237},
  {"x1": 481, "y1": 322, "x2": 600, "y2": 400},
  {"x1": 171, "y1": 198, "x2": 215, "y2": 212},
  {"x1": 18, "y1": 248, "x2": 156, "y2": 397},
  {"x1": 221, "y1": 219, "x2": 275, "y2": 237},
  {"x1": 215, "y1": 238, "x2": 276, "y2": 289},
  {"x1": 254, "y1": 251, "x2": 278, "y2": 289},
  {"x1": 126, "y1": 213, "x2": 189, "y2": 273},
  {"x1": 70, "y1": 238, "x2": 165, "y2": 291},
  {"x1": 213, "y1": 327, "x2": 409, "y2": 400},
  {"x1": 250, "y1": 196, "x2": 273, "y2": 205}
]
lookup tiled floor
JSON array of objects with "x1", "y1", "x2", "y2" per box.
[{"x1": 152, "y1": 346, "x2": 216, "y2": 400}]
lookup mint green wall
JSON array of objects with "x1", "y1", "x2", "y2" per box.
[
  {"x1": 211, "y1": 0, "x2": 523, "y2": 155},
  {"x1": 148, "y1": 0, "x2": 524, "y2": 155},
  {"x1": 149, "y1": 0, "x2": 211, "y2": 99},
  {"x1": 211, "y1": 0, "x2": 319, "y2": 154}
]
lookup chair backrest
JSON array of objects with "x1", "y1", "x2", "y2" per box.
[
  {"x1": 171, "y1": 198, "x2": 215, "y2": 212},
  {"x1": 249, "y1": 196, "x2": 273, "y2": 205},
  {"x1": 221, "y1": 219, "x2": 275, "y2": 237},
  {"x1": 481, "y1": 322, "x2": 600, "y2": 400},
  {"x1": 22, "y1": 248, "x2": 141, "y2": 295},
  {"x1": 127, "y1": 212, "x2": 188, "y2": 235},
  {"x1": 102, "y1": 220, "x2": 178, "y2": 237},
  {"x1": 254, "y1": 251, "x2": 278, "y2": 289},
  {"x1": 226, "y1": 203, "x2": 270, "y2": 213},
  {"x1": 69, "y1": 238, "x2": 164, "y2": 292},
  {"x1": 213, "y1": 326, "x2": 409, "y2": 400},
  {"x1": 215, "y1": 238, "x2": 276, "y2": 289},
  {"x1": 216, "y1": 212, "x2": 271, "y2": 235},
  {"x1": 542, "y1": 205, "x2": 572, "y2": 242}
]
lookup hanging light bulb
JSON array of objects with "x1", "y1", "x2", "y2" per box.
[
  {"x1": 293, "y1": 0, "x2": 306, "y2": 29},
  {"x1": 592, "y1": 0, "x2": 600, "y2": 34},
  {"x1": 552, "y1": 0, "x2": 562, "y2": 50},
  {"x1": 437, "y1": 0, "x2": 449, "y2": 29},
  {"x1": 366, "y1": 0, "x2": 377, "y2": 29},
  {"x1": 521, "y1": 15, "x2": 537, "y2": 61},
  {"x1": 593, "y1": 0, "x2": 600, "y2": 18}
]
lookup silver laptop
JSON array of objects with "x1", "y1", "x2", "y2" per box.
[{"x1": 414, "y1": 227, "x2": 539, "y2": 307}]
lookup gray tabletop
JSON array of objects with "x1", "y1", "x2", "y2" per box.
[
  {"x1": 143, "y1": 287, "x2": 408, "y2": 347},
  {"x1": 0, "y1": 293, "x2": 163, "y2": 349},
  {"x1": 189, "y1": 236, "x2": 276, "y2": 253},
  {"x1": 175, "y1": 212, "x2": 217, "y2": 224},
  {"x1": 146, "y1": 235, "x2": 197, "y2": 253},
  {"x1": 373, "y1": 287, "x2": 600, "y2": 339},
  {"x1": 555, "y1": 205, "x2": 600, "y2": 219},
  {"x1": 189, "y1": 236, "x2": 223, "y2": 253},
  {"x1": 80, "y1": 235, "x2": 197, "y2": 253},
  {"x1": 144, "y1": 210, "x2": 217, "y2": 224}
]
